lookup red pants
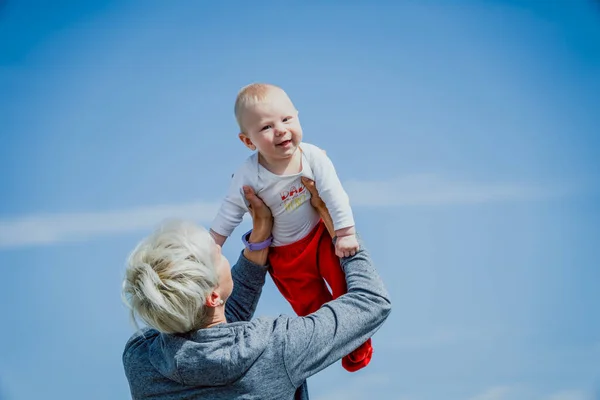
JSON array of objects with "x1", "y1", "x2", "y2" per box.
[{"x1": 268, "y1": 220, "x2": 373, "y2": 372}]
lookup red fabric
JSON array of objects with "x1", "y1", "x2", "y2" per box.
[{"x1": 268, "y1": 220, "x2": 373, "y2": 372}]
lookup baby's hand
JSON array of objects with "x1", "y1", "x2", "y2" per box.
[{"x1": 335, "y1": 234, "x2": 360, "y2": 258}]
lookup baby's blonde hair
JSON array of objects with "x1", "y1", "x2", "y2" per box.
[{"x1": 234, "y1": 83, "x2": 287, "y2": 131}]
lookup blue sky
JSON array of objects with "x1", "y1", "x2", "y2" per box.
[{"x1": 1, "y1": 0, "x2": 599, "y2": 399}]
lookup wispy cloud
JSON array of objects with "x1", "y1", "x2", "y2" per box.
[
  {"x1": 345, "y1": 174, "x2": 571, "y2": 207},
  {"x1": 0, "y1": 201, "x2": 220, "y2": 249},
  {"x1": 466, "y1": 385, "x2": 592, "y2": 400},
  {"x1": 469, "y1": 386, "x2": 511, "y2": 400},
  {"x1": 0, "y1": 174, "x2": 572, "y2": 249},
  {"x1": 313, "y1": 373, "x2": 406, "y2": 400},
  {"x1": 382, "y1": 327, "x2": 492, "y2": 350},
  {"x1": 545, "y1": 390, "x2": 590, "y2": 400},
  {"x1": 468, "y1": 386, "x2": 513, "y2": 400}
]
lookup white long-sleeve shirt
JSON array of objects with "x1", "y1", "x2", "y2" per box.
[{"x1": 210, "y1": 142, "x2": 355, "y2": 247}]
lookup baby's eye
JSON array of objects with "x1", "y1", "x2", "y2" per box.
[
  {"x1": 283, "y1": 116, "x2": 292, "y2": 122},
  {"x1": 261, "y1": 125, "x2": 272, "y2": 131}
]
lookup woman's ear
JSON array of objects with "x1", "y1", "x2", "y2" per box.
[{"x1": 205, "y1": 291, "x2": 224, "y2": 307}]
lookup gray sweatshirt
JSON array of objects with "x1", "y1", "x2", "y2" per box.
[{"x1": 122, "y1": 240, "x2": 392, "y2": 399}]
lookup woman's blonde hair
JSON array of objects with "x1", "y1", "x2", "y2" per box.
[{"x1": 121, "y1": 220, "x2": 219, "y2": 334}]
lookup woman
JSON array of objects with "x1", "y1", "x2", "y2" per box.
[{"x1": 121, "y1": 177, "x2": 392, "y2": 399}]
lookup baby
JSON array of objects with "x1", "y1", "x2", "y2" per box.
[{"x1": 210, "y1": 83, "x2": 372, "y2": 372}]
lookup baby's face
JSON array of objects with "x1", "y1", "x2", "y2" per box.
[{"x1": 238, "y1": 90, "x2": 303, "y2": 164}]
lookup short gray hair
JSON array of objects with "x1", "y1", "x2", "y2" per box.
[{"x1": 121, "y1": 220, "x2": 219, "y2": 334}]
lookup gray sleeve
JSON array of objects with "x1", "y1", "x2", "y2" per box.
[
  {"x1": 283, "y1": 239, "x2": 392, "y2": 387},
  {"x1": 225, "y1": 251, "x2": 269, "y2": 323}
]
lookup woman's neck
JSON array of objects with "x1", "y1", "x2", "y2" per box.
[{"x1": 202, "y1": 308, "x2": 227, "y2": 328}]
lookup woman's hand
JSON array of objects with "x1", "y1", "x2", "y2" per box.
[
  {"x1": 242, "y1": 186, "x2": 273, "y2": 239},
  {"x1": 242, "y1": 186, "x2": 273, "y2": 266},
  {"x1": 300, "y1": 177, "x2": 336, "y2": 239}
]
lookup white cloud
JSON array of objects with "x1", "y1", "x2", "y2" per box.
[
  {"x1": 312, "y1": 373, "x2": 406, "y2": 400},
  {"x1": 345, "y1": 173, "x2": 569, "y2": 206},
  {"x1": 545, "y1": 390, "x2": 589, "y2": 400},
  {"x1": 465, "y1": 386, "x2": 591, "y2": 400},
  {"x1": 0, "y1": 174, "x2": 570, "y2": 249},
  {"x1": 0, "y1": 201, "x2": 221, "y2": 249},
  {"x1": 467, "y1": 386, "x2": 513, "y2": 400},
  {"x1": 382, "y1": 324, "x2": 532, "y2": 352},
  {"x1": 383, "y1": 327, "x2": 488, "y2": 350}
]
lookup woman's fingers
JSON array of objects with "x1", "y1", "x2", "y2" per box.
[{"x1": 243, "y1": 186, "x2": 272, "y2": 219}]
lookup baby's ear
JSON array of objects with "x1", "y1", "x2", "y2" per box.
[{"x1": 238, "y1": 132, "x2": 256, "y2": 151}]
